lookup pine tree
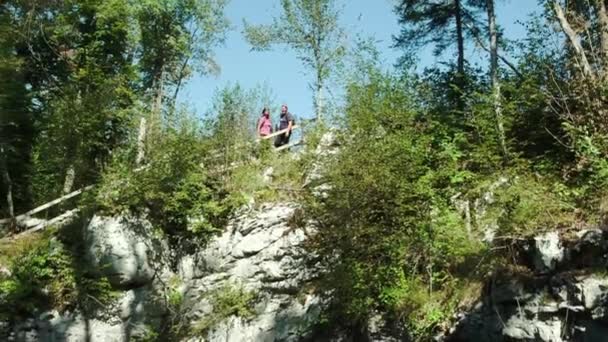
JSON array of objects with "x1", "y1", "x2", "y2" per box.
[{"x1": 394, "y1": 0, "x2": 484, "y2": 112}]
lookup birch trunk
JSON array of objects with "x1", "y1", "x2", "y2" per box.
[
  {"x1": 315, "y1": 82, "x2": 323, "y2": 123},
  {"x1": 136, "y1": 117, "x2": 147, "y2": 166},
  {"x1": 62, "y1": 163, "x2": 76, "y2": 194},
  {"x1": 487, "y1": 0, "x2": 508, "y2": 160},
  {"x1": 143, "y1": 69, "x2": 164, "y2": 164},
  {"x1": 552, "y1": 1, "x2": 594, "y2": 78},
  {"x1": 455, "y1": 0, "x2": 465, "y2": 76},
  {"x1": 0, "y1": 148, "x2": 14, "y2": 219},
  {"x1": 151, "y1": 72, "x2": 164, "y2": 132},
  {"x1": 597, "y1": 0, "x2": 608, "y2": 77},
  {"x1": 454, "y1": 0, "x2": 466, "y2": 111}
]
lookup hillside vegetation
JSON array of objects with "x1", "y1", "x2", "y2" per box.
[{"x1": 2, "y1": 0, "x2": 608, "y2": 340}]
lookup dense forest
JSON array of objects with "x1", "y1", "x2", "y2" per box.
[{"x1": 2, "y1": 0, "x2": 608, "y2": 341}]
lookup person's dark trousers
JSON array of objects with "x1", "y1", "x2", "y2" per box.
[{"x1": 274, "y1": 132, "x2": 290, "y2": 148}]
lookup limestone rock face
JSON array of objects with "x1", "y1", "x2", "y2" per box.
[
  {"x1": 85, "y1": 215, "x2": 164, "y2": 288},
  {"x1": 2, "y1": 204, "x2": 324, "y2": 342},
  {"x1": 6, "y1": 285, "x2": 166, "y2": 342},
  {"x1": 444, "y1": 229, "x2": 608, "y2": 342},
  {"x1": 12, "y1": 196, "x2": 608, "y2": 342},
  {"x1": 533, "y1": 231, "x2": 564, "y2": 273},
  {"x1": 179, "y1": 203, "x2": 323, "y2": 342}
]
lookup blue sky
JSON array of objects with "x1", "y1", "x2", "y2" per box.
[{"x1": 180, "y1": 0, "x2": 541, "y2": 121}]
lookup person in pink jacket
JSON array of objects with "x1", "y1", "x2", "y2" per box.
[{"x1": 257, "y1": 107, "x2": 273, "y2": 137}]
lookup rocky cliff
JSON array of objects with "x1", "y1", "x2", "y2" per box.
[
  {"x1": 5, "y1": 204, "x2": 608, "y2": 341},
  {"x1": 444, "y1": 229, "x2": 608, "y2": 342},
  {"x1": 2, "y1": 203, "x2": 323, "y2": 342}
]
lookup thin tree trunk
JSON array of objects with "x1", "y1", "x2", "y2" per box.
[
  {"x1": 552, "y1": 1, "x2": 594, "y2": 79},
  {"x1": 313, "y1": 41, "x2": 324, "y2": 123},
  {"x1": 171, "y1": 56, "x2": 190, "y2": 111},
  {"x1": 0, "y1": 148, "x2": 14, "y2": 219},
  {"x1": 487, "y1": 0, "x2": 508, "y2": 161},
  {"x1": 454, "y1": 0, "x2": 465, "y2": 76},
  {"x1": 464, "y1": 199, "x2": 471, "y2": 240},
  {"x1": 597, "y1": 0, "x2": 608, "y2": 77},
  {"x1": 136, "y1": 117, "x2": 147, "y2": 166},
  {"x1": 454, "y1": 0, "x2": 466, "y2": 112},
  {"x1": 170, "y1": 26, "x2": 198, "y2": 111},
  {"x1": 315, "y1": 80, "x2": 323, "y2": 123},
  {"x1": 466, "y1": 21, "x2": 523, "y2": 78},
  {"x1": 3, "y1": 172, "x2": 13, "y2": 219},
  {"x1": 154, "y1": 75, "x2": 164, "y2": 119},
  {"x1": 144, "y1": 68, "x2": 165, "y2": 162},
  {"x1": 151, "y1": 69, "x2": 165, "y2": 137},
  {"x1": 62, "y1": 163, "x2": 76, "y2": 194}
]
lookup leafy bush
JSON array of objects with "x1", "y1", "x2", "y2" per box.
[
  {"x1": 474, "y1": 172, "x2": 576, "y2": 237},
  {"x1": 97, "y1": 83, "x2": 286, "y2": 246},
  {"x1": 0, "y1": 231, "x2": 115, "y2": 319},
  {"x1": 193, "y1": 283, "x2": 257, "y2": 335},
  {"x1": 217, "y1": 120, "x2": 325, "y2": 206},
  {"x1": 97, "y1": 112, "x2": 238, "y2": 247},
  {"x1": 305, "y1": 74, "x2": 483, "y2": 335},
  {"x1": 299, "y1": 59, "x2": 595, "y2": 338}
]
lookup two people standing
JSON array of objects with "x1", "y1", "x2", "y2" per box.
[{"x1": 257, "y1": 104, "x2": 294, "y2": 148}]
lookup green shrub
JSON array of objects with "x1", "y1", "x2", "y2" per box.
[
  {"x1": 301, "y1": 68, "x2": 588, "y2": 339},
  {"x1": 305, "y1": 74, "x2": 483, "y2": 333},
  {"x1": 97, "y1": 112, "x2": 237, "y2": 247},
  {"x1": 221, "y1": 125, "x2": 322, "y2": 205},
  {"x1": 475, "y1": 173, "x2": 576, "y2": 236},
  {"x1": 133, "y1": 326, "x2": 160, "y2": 342},
  {"x1": 193, "y1": 283, "x2": 256, "y2": 335},
  {"x1": 166, "y1": 275, "x2": 185, "y2": 314},
  {"x1": 0, "y1": 231, "x2": 115, "y2": 319}
]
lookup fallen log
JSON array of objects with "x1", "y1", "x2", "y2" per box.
[
  {"x1": 275, "y1": 140, "x2": 302, "y2": 151},
  {"x1": 0, "y1": 186, "x2": 93, "y2": 225},
  {"x1": 0, "y1": 209, "x2": 80, "y2": 242},
  {"x1": 259, "y1": 125, "x2": 300, "y2": 141}
]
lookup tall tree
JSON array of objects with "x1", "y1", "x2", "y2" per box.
[
  {"x1": 394, "y1": 0, "x2": 481, "y2": 76},
  {"x1": 5, "y1": 0, "x2": 141, "y2": 202},
  {"x1": 243, "y1": 0, "x2": 346, "y2": 122},
  {"x1": 0, "y1": 1, "x2": 33, "y2": 216},
  {"x1": 550, "y1": 0, "x2": 594, "y2": 78},
  {"x1": 136, "y1": 0, "x2": 229, "y2": 164},
  {"x1": 546, "y1": 0, "x2": 608, "y2": 80},
  {"x1": 545, "y1": 0, "x2": 608, "y2": 141},
  {"x1": 486, "y1": 0, "x2": 507, "y2": 160},
  {"x1": 394, "y1": 0, "x2": 485, "y2": 114}
]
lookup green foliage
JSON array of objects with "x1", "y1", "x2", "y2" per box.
[
  {"x1": 197, "y1": 82, "x2": 313, "y2": 205},
  {"x1": 137, "y1": 0, "x2": 229, "y2": 89},
  {"x1": 167, "y1": 276, "x2": 184, "y2": 308},
  {"x1": 0, "y1": 232, "x2": 115, "y2": 319},
  {"x1": 243, "y1": 0, "x2": 345, "y2": 71},
  {"x1": 216, "y1": 118, "x2": 322, "y2": 207},
  {"x1": 304, "y1": 70, "x2": 581, "y2": 338},
  {"x1": 159, "y1": 275, "x2": 192, "y2": 340},
  {"x1": 0, "y1": 4, "x2": 33, "y2": 215},
  {"x1": 193, "y1": 283, "x2": 257, "y2": 336},
  {"x1": 17, "y1": 0, "x2": 140, "y2": 204},
  {"x1": 4, "y1": 1, "x2": 608, "y2": 339},
  {"x1": 0, "y1": 0, "x2": 231, "y2": 211},
  {"x1": 98, "y1": 111, "x2": 235, "y2": 246},
  {"x1": 202, "y1": 83, "x2": 276, "y2": 165},
  {"x1": 394, "y1": 0, "x2": 480, "y2": 61},
  {"x1": 474, "y1": 173, "x2": 576, "y2": 236},
  {"x1": 306, "y1": 74, "x2": 482, "y2": 334},
  {"x1": 133, "y1": 326, "x2": 160, "y2": 342}
]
